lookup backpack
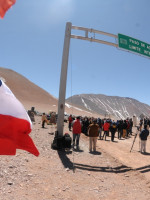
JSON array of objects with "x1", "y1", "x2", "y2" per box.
[{"x1": 112, "y1": 125, "x2": 116, "y2": 129}]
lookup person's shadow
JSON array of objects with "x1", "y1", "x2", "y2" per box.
[{"x1": 57, "y1": 149, "x2": 132, "y2": 173}]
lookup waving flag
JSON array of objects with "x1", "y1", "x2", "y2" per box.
[
  {"x1": 0, "y1": 0, "x2": 16, "y2": 18},
  {"x1": 0, "y1": 80, "x2": 39, "y2": 156}
]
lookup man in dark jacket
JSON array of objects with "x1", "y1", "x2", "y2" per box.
[
  {"x1": 117, "y1": 120, "x2": 123, "y2": 139},
  {"x1": 122, "y1": 120, "x2": 127, "y2": 138},
  {"x1": 110, "y1": 122, "x2": 117, "y2": 142},
  {"x1": 139, "y1": 124, "x2": 149, "y2": 153}
]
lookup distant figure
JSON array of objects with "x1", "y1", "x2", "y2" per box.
[
  {"x1": 41, "y1": 113, "x2": 47, "y2": 128},
  {"x1": 109, "y1": 122, "x2": 117, "y2": 142},
  {"x1": 122, "y1": 120, "x2": 127, "y2": 138},
  {"x1": 28, "y1": 110, "x2": 35, "y2": 122},
  {"x1": 139, "y1": 124, "x2": 149, "y2": 154},
  {"x1": 72, "y1": 116, "x2": 82, "y2": 150},
  {"x1": 126, "y1": 119, "x2": 130, "y2": 137},
  {"x1": 97, "y1": 118, "x2": 102, "y2": 140},
  {"x1": 68, "y1": 114, "x2": 73, "y2": 131},
  {"x1": 139, "y1": 119, "x2": 143, "y2": 132},
  {"x1": 129, "y1": 118, "x2": 133, "y2": 135},
  {"x1": 117, "y1": 120, "x2": 123, "y2": 139},
  {"x1": 82, "y1": 117, "x2": 89, "y2": 135},
  {"x1": 88, "y1": 119, "x2": 99, "y2": 152},
  {"x1": 50, "y1": 112, "x2": 56, "y2": 124},
  {"x1": 133, "y1": 116, "x2": 137, "y2": 127},
  {"x1": 102, "y1": 120, "x2": 110, "y2": 140}
]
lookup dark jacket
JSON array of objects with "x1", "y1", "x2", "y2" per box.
[
  {"x1": 123, "y1": 121, "x2": 127, "y2": 129},
  {"x1": 110, "y1": 124, "x2": 117, "y2": 133},
  {"x1": 139, "y1": 129, "x2": 149, "y2": 140},
  {"x1": 117, "y1": 121, "x2": 123, "y2": 130}
]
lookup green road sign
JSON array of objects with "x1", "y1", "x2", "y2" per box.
[{"x1": 118, "y1": 33, "x2": 150, "y2": 58}]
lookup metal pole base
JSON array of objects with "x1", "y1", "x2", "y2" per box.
[
  {"x1": 51, "y1": 131, "x2": 72, "y2": 150},
  {"x1": 51, "y1": 131, "x2": 64, "y2": 150}
]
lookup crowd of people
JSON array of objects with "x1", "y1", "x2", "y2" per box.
[
  {"x1": 68, "y1": 115, "x2": 149, "y2": 154},
  {"x1": 40, "y1": 112, "x2": 149, "y2": 154}
]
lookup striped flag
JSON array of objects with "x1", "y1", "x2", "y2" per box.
[
  {"x1": 0, "y1": 80, "x2": 39, "y2": 156},
  {"x1": 0, "y1": 0, "x2": 16, "y2": 18}
]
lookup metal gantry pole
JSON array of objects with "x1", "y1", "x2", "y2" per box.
[{"x1": 57, "y1": 22, "x2": 72, "y2": 136}]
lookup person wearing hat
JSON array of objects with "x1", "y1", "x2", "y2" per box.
[{"x1": 88, "y1": 119, "x2": 99, "y2": 152}]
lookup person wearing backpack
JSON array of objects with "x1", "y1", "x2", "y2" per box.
[{"x1": 110, "y1": 122, "x2": 117, "y2": 142}]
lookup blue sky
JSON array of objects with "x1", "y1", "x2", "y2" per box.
[{"x1": 0, "y1": 0, "x2": 150, "y2": 105}]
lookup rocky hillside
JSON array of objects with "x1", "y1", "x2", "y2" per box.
[
  {"x1": 66, "y1": 94, "x2": 150, "y2": 119},
  {"x1": 2, "y1": 67, "x2": 149, "y2": 119},
  {"x1": 0, "y1": 67, "x2": 58, "y2": 113},
  {"x1": 0, "y1": 67, "x2": 98, "y2": 117}
]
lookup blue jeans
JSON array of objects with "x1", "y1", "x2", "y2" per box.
[{"x1": 73, "y1": 134, "x2": 80, "y2": 147}]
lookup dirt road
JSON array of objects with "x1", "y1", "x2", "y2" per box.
[{"x1": 0, "y1": 117, "x2": 150, "y2": 200}]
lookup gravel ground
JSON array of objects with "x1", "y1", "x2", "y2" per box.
[{"x1": 0, "y1": 116, "x2": 150, "y2": 200}]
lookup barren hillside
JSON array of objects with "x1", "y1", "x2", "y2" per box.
[
  {"x1": 0, "y1": 67, "x2": 57, "y2": 112},
  {"x1": 67, "y1": 94, "x2": 150, "y2": 119},
  {"x1": 0, "y1": 67, "x2": 99, "y2": 117}
]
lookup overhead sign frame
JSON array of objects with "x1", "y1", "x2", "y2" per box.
[{"x1": 57, "y1": 22, "x2": 150, "y2": 136}]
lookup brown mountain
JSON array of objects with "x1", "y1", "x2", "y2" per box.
[
  {"x1": 0, "y1": 67, "x2": 58, "y2": 113},
  {"x1": 0, "y1": 67, "x2": 98, "y2": 117}
]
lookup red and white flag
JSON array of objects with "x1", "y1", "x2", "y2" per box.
[
  {"x1": 0, "y1": 80, "x2": 39, "y2": 156},
  {"x1": 0, "y1": 0, "x2": 16, "y2": 18}
]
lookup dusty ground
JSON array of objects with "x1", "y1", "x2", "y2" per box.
[{"x1": 1, "y1": 116, "x2": 150, "y2": 200}]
